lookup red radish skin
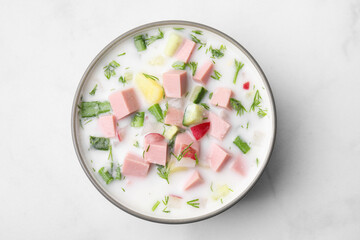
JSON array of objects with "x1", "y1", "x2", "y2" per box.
[
  {"x1": 243, "y1": 81, "x2": 250, "y2": 90},
  {"x1": 144, "y1": 133, "x2": 164, "y2": 143},
  {"x1": 190, "y1": 122, "x2": 211, "y2": 140},
  {"x1": 180, "y1": 144, "x2": 197, "y2": 160},
  {"x1": 116, "y1": 130, "x2": 122, "y2": 142}
]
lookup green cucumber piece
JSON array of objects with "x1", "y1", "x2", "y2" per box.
[
  {"x1": 164, "y1": 126, "x2": 179, "y2": 140},
  {"x1": 233, "y1": 136, "x2": 251, "y2": 154},
  {"x1": 148, "y1": 103, "x2": 164, "y2": 122},
  {"x1": 131, "y1": 112, "x2": 145, "y2": 127},
  {"x1": 134, "y1": 35, "x2": 147, "y2": 52},
  {"x1": 190, "y1": 86, "x2": 208, "y2": 104},
  {"x1": 183, "y1": 104, "x2": 204, "y2": 126},
  {"x1": 90, "y1": 136, "x2": 110, "y2": 151}
]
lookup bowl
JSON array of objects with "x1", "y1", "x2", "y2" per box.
[{"x1": 71, "y1": 20, "x2": 277, "y2": 224}]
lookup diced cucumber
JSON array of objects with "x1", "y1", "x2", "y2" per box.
[
  {"x1": 172, "y1": 61, "x2": 186, "y2": 70},
  {"x1": 80, "y1": 101, "x2": 111, "y2": 118},
  {"x1": 164, "y1": 126, "x2": 179, "y2": 140},
  {"x1": 233, "y1": 136, "x2": 251, "y2": 154},
  {"x1": 98, "y1": 101, "x2": 111, "y2": 114},
  {"x1": 148, "y1": 103, "x2": 164, "y2": 122},
  {"x1": 182, "y1": 104, "x2": 204, "y2": 126},
  {"x1": 131, "y1": 112, "x2": 145, "y2": 127},
  {"x1": 134, "y1": 35, "x2": 147, "y2": 52},
  {"x1": 124, "y1": 71, "x2": 133, "y2": 81},
  {"x1": 190, "y1": 86, "x2": 208, "y2": 104},
  {"x1": 90, "y1": 136, "x2": 110, "y2": 151},
  {"x1": 164, "y1": 33, "x2": 183, "y2": 56}
]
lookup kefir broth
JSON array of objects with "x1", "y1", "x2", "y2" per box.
[{"x1": 76, "y1": 26, "x2": 274, "y2": 220}]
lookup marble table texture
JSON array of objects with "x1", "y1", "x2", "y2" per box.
[{"x1": 0, "y1": 0, "x2": 359, "y2": 239}]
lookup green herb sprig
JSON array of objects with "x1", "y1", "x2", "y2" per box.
[
  {"x1": 187, "y1": 199, "x2": 200, "y2": 208},
  {"x1": 190, "y1": 34, "x2": 206, "y2": 50},
  {"x1": 89, "y1": 84, "x2": 98, "y2": 96},
  {"x1": 210, "y1": 70, "x2": 222, "y2": 80},
  {"x1": 188, "y1": 62, "x2": 198, "y2": 76},
  {"x1": 157, "y1": 163, "x2": 171, "y2": 184},
  {"x1": 233, "y1": 59, "x2": 244, "y2": 84},
  {"x1": 230, "y1": 98, "x2": 247, "y2": 116},
  {"x1": 103, "y1": 60, "x2": 120, "y2": 79},
  {"x1": 145, "y1": 28, "x2": 164, "y2": 45},
  {"x1": 143, "y1": 73, "x2": 159, "y2": 81}
]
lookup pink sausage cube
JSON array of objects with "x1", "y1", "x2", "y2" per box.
[
  {"x1": 122, "y1": 152, "x2": 150, "y2": 177},
  {"x1": 163, "y1": 70, "x2": 187, "y2": 98},
  {"x1": 144, "y1": 134, "x2": 168, "y2": 166},
  {"x1": 109, "y1": 88, "x2": 140, "y2": 120},
  {"x1": 175, "y1": 39, "x2": 196, "y2": 63},
  {"x1": 98, "y1": 115, "x2": 116, "y2": 138},
  {"x1": 174, "y1": 131, "x2": 200, "y2": 155},
  {"x1": 232, "y1": 155, "x2": 247, "y2": 176},
  {"x1": 210, "y1": 87, "x2": 232, "y2": 108},
  {"x1": 184, "y1": 170, "x2": 203, "y2": 190},
  {"x1": 193, "y1": 61, "x2": 214, "y2": 85},
  {"x1": 208, "y1": 112, "x2": 231, "y2": 140},
  {"x1": 207, "y1": 143, "x2": 231, "y2": 172},
  {"x1": 164, "y1": 107, "x2": 184, "y2": 127}
]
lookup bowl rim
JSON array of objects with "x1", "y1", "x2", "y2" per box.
[{"x1": 71, "y1": 20, "x2": 277, "y2": 224}]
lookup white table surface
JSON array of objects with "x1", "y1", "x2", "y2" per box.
[{"x1": 1, "y1": 0, "x2": 359, "y2": 239}]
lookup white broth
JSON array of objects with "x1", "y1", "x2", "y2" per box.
[{"x1": 75, "y1": 25, "x2": 275, "y2": 220}]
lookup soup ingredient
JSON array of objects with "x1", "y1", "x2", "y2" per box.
[
  {"x1": 174, "y1": 132, "x2": 200, "y2": 155},
  {"x1": 79, "y1": 101, "x2": 111, "y2": 118},
  {"x1": 207, "y1": 143, "x2": 231, "y2": 171},
  {"x1": 188, "y1": 61, "x2": 198, "y2": 76},
  {"x1": 109, "y1": 88, "x2": 140, "y2": 120},
  {"x1": 243, "y1": 81, "x2": 250, "y2": 90},
  {"x1": 209, "y1": 112, "x2": 231, "y2": 140},
  {"x1": 164, "y1": 108, "x2": 184, "y2": 127},
  {"x1": 89, "y1": 84, "x2": 98, "y2": 95},
  {"x1": 207, "y1": 45, "x2": 226, "y2": 59},
  {"x1": 152, "y1": 201, "x2": 161, "y2": 211},
  {"x1": 229, "y1": 98, "x2": 247, "y2": 116},
  {"x1": 193, "y1": 61, "x2": 214, "y2": 85},
  {"x1": 233, "y1": 59, "x2": 244, "y2": 84},
  {"x1": 232, "y1": 155, "x2": 247, "y2": 176},
  {"x1": 164, "y1": 125, "x2": 179, "y2": 140},
  {"x1": 249, "y1": 90, "x2": 262, "y2": 112},
  {"x1": 190, "y1": 34, "x2": 206, "y2": 50},
  {"x1": 98, "y1": 115, "x2": 117, "y2": 138},
  {"x1": 134, "y1": 35, "x2": 147, "y2": 52},
  {"x1": 211, "y1": 184, "x2": 232, "y2": 201},
  {"x1": 183, "y1": 104, "x2": 204, "y2": 126},
  {"x1": 233, "y1": 136, "x2": 251, "y2": 154},
  {"x1": 172, "y1": 61, "x2": 186, "y2": 70},
  {"x1": 186, "y1": 199, "x2": 200, "y2": 208},
  {"x1": 190, "y1": 122, "x2": 210, "y2": 140},
  {"x1": 144, "y1": 133, "x2": 168, "y2": 166},
  {"x1": 98, "y1": 167, "x2": 114, "y2": 184},
  {"x1": 135, "y1": 73, "x2": 164, "y2": 104},
  {"x1": 257, "y1": 109, "x2": 267, "y2": 118},
  {"x1": 90, "y1": 136, "x2": 110, "y2": 150},
  {"x1": 210, "y1": 70, "x2": 222, "y2": 80},
  {"x1": 130, "y1": 112, "x2": 145, "y2": 127},
  {"x1": 184, "y1": 170, "x2": 203, "y2": 190},
  {"x1": 145, "y1": 28, "x2": 164, "y2": 45},
  {"x1": 190, "y1": 86, "x2": 208, "y2": 104},
  {"x1": 163, "y1": 70, "x2": 187, "y2": 98},
  {"x1": 164, "y1": 33, "x2": 183, "y2": 56},
  {"x1": 122, "y1": 152, "x2": 150, "y2": 177},
  {"x1": 210, "y1": 87, "x2": 232, "y2": 108},
  {"x1": 104, "y1": 60, "x2": 120, "y2": 79},
  {"x1": 148, "y1": 104, "x2": 164, "y2": 122},
  {"x1": 175, "y1": 39, "x2": 196, "y2": 63},
  {"x1": 157, "y1": 163, "x2": 171, "y2": 184}
]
